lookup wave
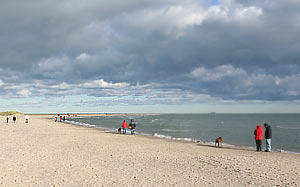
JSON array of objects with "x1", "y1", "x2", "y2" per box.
[
  {"x1": 153, "y1": 133, "x2": 172, "y2": 139},
  {"x1": 277, "y1": 149, "x2": 300, "y2": 155},
  {"x1": 63, "y1": 119, "x2": 300, "y2": 155},
  {"x1": 161, "y1": 128, "x2": 192, "y2": 132},
  {"x1": 151, "y1": 119, "x2": 161, "y2": 123},
  {"x1": 143, "y1": 133, "x2": 300, "y2": 154},
  {"x1": 65, "y1": 119, "x2": 142, "y2": 134},
  {"x1": 276, "y1": 125, "x2": 300, "y2": 130},
  {"x1": 64, "y1": 120, "x2": 96, "y2": 128},
  {"x1": 153, "y1": 133, "x2": 194, "y2": 142}
]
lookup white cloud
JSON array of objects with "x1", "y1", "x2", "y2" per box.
[
  {"x1": 82, "y1": 79, "x2": 130, "y2": 89},
  {"x1": 76, "y1": 53, "x2": 90, "y2": 61},
  {"x1": 18, "y1": 89, "x2": 31, "y2": 96},
  {"x1": 51, "y1": 82, "x2": 72, "y2": 89},
  {"x1": 4, "y1": 85, "x2": 18, "y2": 90},
  {"x1": 233, "y1": 6, "x2": 262, "y2": 20}
]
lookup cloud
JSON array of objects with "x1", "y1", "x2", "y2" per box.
[
  {"x1": 51, "y1": 82, "x2": 72, "y2": 90},
  {"x1": 18, "y1": 89, "x2": 32, "y2": 96},
  {"x1": 76, "y1": 53, "x2": 90, "y2": 61},
  {"x1": 81, "y1": 79, "x2": 130, "y2": 89},
  {"x1": 1, "y1": 0, "x2": 300, "y2": 111},
  {"x1": 189, "y1": 65, "x2": 247, "y2": 81}
]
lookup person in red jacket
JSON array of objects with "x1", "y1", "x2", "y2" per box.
[
  {"x1": 254, "y1": 125, "x2": 264, "y2": 152},
  {"x1": 122, "y1": 120, "x2": 128, "y2": 134}
]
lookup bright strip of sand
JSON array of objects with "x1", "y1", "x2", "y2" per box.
[{"x1": 0, "y1": 115, "x2": 299, "y2": 186}]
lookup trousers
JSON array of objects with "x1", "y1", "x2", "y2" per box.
[
  {"x1": 266, "y1": 139, "x2": 271, "y2": 152},
  {"x1": 256, "y1": 140, "x2": 262, "y2": 151}
]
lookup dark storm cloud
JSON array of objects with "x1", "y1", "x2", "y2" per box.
[{"x1": 1, "y1": 0, "x2": 300, "y2": 103}]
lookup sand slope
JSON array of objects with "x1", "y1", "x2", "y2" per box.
[{"x1": 0, "y1": 115, "x2": 299, "y2": 186}]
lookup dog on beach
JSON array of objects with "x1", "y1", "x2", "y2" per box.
[
  {"x1": 118, "y1": 128, "x2": 122, "y2": 134},
  {"x1": 215, "y1": 137, "x2": 223, "y2": 147}
]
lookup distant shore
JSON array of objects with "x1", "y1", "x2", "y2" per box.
[
  {"x1": 0, "y1": 111, "x2": 24, "y2": 116},
  {"x1": 0, "y1": 115, "x2": 299, "y2": 186}
]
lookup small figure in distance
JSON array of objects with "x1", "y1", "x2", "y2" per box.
[
  {"x1": 54, "y1": 117, "x2": 57, "y2": 122},
  {"x1": 25, "y1": 115, "x2": 29, "y2": 123},
  {"x1": 122, "y1": 120, "x2": 128, "y2": 134},
  {"x1": 6, "y1": 116, "x2": 9, "y2": 123},
  {"x1": 13, "y1": 115, "x2": 17, "y2": 124}
]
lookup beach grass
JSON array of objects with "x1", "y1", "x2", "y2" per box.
[{"x1": 0, "y1": 111, "x2": 24, "y2": 116}]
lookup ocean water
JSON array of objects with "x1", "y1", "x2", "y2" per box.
[{"x1": 67, "y1": 113, "x2": 300, "y2": 153}]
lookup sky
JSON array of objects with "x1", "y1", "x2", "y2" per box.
[{"x1": 1, "y1": 0, "x2": 300, "y2": 113}]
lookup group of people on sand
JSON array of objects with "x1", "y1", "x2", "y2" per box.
[
  {"x1": 121, "y1": 119, "x2": 136, "y2": 135},
  {"x1": 5, "y1": 115, "x2": 29, "y2": 124},
  {"x1": 54, "y1": 114, "x2": 67, "y2": 122},
  {"x1": 254, "y1": 123, "x2": 272, "y2": 152}
]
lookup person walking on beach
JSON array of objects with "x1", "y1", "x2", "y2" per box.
[
  {"x1": 254, "y1": 125, "x2": 263, "y2": 152},
  {"x1": 6, "y1": 116, "x2": 9, "y2": 123},
  {"x1": 122, "y1": 120, "x2": 128, "y2": 134},
  {"x1": 129, "y1": 119, "x2": 136, "y2": 135},
  {"x1": 264, "y1": 123, "x2": 272, "y2": 152},
  {"x1": 12, "y1": 116, "x2": 17, "y2": 124},
  {"x1": 25, "y1": 115, "x2": 29, "y2": 123}
]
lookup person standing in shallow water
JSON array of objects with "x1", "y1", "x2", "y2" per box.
[
  {"x1": 254, "y1": 125, "x2": 263, "y2": 152},
  {"x1": 122, "y1": 120, "x2": 127, "y2": 134},
  {"x1": 264, "y1": 123, "x2": 272, "y2": 152},
  {"x1": 129, "y1": 119, "x2": 136, "y2": 135}
]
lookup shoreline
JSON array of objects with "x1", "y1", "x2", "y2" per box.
[
  {"x1": 1, "y1": 115, "x2": 299, "y2": 186},
  {"x1": 63, "y1": 116, "x2": 300, "y2": 155}
]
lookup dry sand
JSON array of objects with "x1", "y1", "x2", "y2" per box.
[{"x1": 0, "y1": 115, "x2": 299, "y2": 186}]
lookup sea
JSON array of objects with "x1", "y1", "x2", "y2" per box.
[{"x1": 66, "y1": 113, "x2": 300, "y2": 154}]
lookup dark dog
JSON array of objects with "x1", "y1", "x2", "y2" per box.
[
  {"x1": 118, "y1": 128, "x2": 122, "y2": 134},
  {"x1": 215, "y1": 137, "x2": 223, "y2": 147}
]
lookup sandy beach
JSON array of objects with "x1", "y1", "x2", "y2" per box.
[{"x1": 0, "y1": 115, "x2": 299, "y2": 186}]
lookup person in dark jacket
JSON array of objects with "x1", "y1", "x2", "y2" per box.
[
  {"x1": 264, "y1": 123, "x2": 272, "y2": 152},
  {"x1": 129, "y1": 119, "x2": 136, "y2": 135},
  {"x1": 13, "y1": 116, "x2": 17, "y2": 124}
]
